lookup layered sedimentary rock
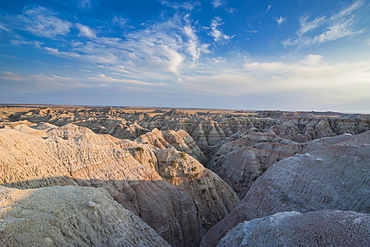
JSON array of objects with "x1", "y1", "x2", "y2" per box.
[
  {"x1": 155, "y1": 148, "x2": 240, "y2": 229},
  {"x1": 164, "y1": 108, "x2": 192, "y2": 117},
  {"x1": 0, "y1": 185, "x2": 170, "y2": 247},
  {"x1": 135, "y1": 128, "x2": 207, "y2": 162},
  {"x1": 208, "y1": 128, "x2": 303, "y2": 198},
  {"x1": 218, "y1": 210, "x2": 370, "y2": 247},
  {"x1": 0, "y1": 122, "x2": 241, "y2": 247},
  {"x1": 9, "y1": 107, "x2": 370, "y2": 152},
  {"x1": 2, "y1": 106, "x2": 370, "y2": 246},
  {"x1": 202, "y1": 131, "x2": 370, "y2": 246},
  {"x1": 0, "y1": 124, "x2": 202, "y2": 247}
]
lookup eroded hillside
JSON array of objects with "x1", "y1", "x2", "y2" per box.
[{"x1": 1, "y1": 105, "x2": 369, "y2": 246}]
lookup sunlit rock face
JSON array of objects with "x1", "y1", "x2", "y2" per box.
[
  {"x1": 0, "y1": 124, "x2": 203, "y2": 247},
  {"x1": 201, "y1": 131, "x2": 370, "y2": 247},
  {"x1": 135, "y1": 128, "x2": 207, "y2": 162},
  {"x1": 0, "y1": 122, "x2": 240, "y2": 247}
]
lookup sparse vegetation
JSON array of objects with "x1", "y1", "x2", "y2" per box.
[
  {"x1": 135, "y1": 146, "x2": 144, "y2": 153},
  {"x1": 180, "y1": 152, "x2": 187, "y2": 158}
]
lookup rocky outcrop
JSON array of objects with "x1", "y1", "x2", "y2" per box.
[
  {"x1": 208, "y1": 128, "x2": 302, "y2": 198},
  {"x1": 164, "y1": 108, "x2": 191, "y2": 117},
  {"x1": 3, "y1": 106, "x2": 370, "y2": 246},
  {"x1": 136, "y1": 128, "x2": 207, "y2": 162},
  {"x1": 6, "y1": 107, "x2": 370, "y2": 152},
  {"x1": 155, "y1": 148, "x2": 240, "y2": 229},
  {"x1": 201, "y1": 131, "x2": 370, "y2": 247},
  {"x1": 218, "y1": 210, "x2": 370, "y2": 247},
  {"x1": 0, "y1": 124, "x2": 203, "y2": 247},
  {"x1": 0, "y1": 185, "x2": 170, "y2": 247},
  {"x1": 0, "y1": 122, "x2": 245, "y2": 247}
]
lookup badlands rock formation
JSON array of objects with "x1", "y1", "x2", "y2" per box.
[
  {"x1": 0, "y1": 121, "x2": 238, "y2": 246},
  {"x1": 202, "y1": 131, "x2": 370, "y2": 246},
  {"x1": 208, "y1": 128, "x2": 302, "y2": 198},
  {"x1": 0, "y1": 185, "x2": 169, "y2": 247},
  {"x1": 9, "y1": 107, "x2": 370, "y2": 155},
  {"x1": 135, "y1": 128, "x2": 207, "y2": 162},
  {"x1": 154, "y1": 148, "x2": 239, "y2": 228},
  {"x1": 218, "y1": 210, "x2": 370, "y2": 247},
  {"x1": 1, "y1": 105, "x2": 370, "y2": 246}
]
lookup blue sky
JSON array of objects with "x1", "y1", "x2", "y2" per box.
[{"x1": 1, "y1": 0, "x2": 370, "y2": 113}]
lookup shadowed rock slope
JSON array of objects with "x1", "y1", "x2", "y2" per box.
[
  {"x1": 202, "y1": 131, "x2": 370, "y2": 246},
  {"x1": 208, "y1": 128, "x2": 303, "y2": 198},
  {"x1": 0, "y1": 185, "x2": 170, "y2": 247}
]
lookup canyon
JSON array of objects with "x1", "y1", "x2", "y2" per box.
[{"x1": 1, "y1": 105, "x2": 369, "y2": 246}]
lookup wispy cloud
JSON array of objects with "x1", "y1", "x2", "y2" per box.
[
  {"x1": 76, "y1": 23, "x2": 96, "y2": 38},
  {"x1": 208, "y1": 57, "x2": 227, "y2": 64},
  {"x1": 310, "y1": 19, "x2": 363, "y2": 44},
  {"x1": 212, "y1": 0, "x2": 226, "y2": 8},
  {"x1": 39, "y1": 13, "x2": 211, "y2": 76},
  {"x1": 302, "y1": 54, "x2": 323, "y2": 65},
  {"x1": 209, "y1": 16, "x2": 233, "y2": 42},
  {"x1": 0, "y1": 23, "x2": 11, "y2": 32},
  {"x1": 44, "y1": 47, "x2": 82, "y2": 59},
  {"x1": 87, "y1": 74, "x2": 158, "y2": 86},
  {"x1": 160, "y1": 0, "x2": 201, "y2": 11},
  {"x1": 19, "y1": 6, "x2": 71, "y2": 38},
  {"x1": 211, "y1": 0, "x2": 236, "y2": 14},
  {"x1": 76, "y1": 0, "x2": 92, "y2": 10},
  {"x1": 276, "y1": 16, "x2": 287, "y2": 27},
  {"x1": 331, "y1": 0, "x2": 363, "y2": 20},
  {"x1": 283, "y1": 0, "x2": 364, "y2": 47},
  {"x1": 183, "y1": 17, "x2": 211, "y2": 63},
  {"x1": 298, "y1": 15, "x2": 325, "y2": 35},
  {"x1": 177, "y1": 54, "x2": 370, "y2": 110},
  {"x1": 0, "y1": 71, "x2": 24, "y2": 81},
  {"x1": 112, "y1": 16, "x2": 129, "y2": 28}
]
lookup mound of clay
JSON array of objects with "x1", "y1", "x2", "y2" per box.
[
  {"x1": 218, "y1": 210, "x2": 370, "y2": 246},
  {"x1": 202, "y1": 131, "x2": 370, "y2": 246},
  {"x1": 0, "y1": 185, "x2": 169, "y2": 247}
]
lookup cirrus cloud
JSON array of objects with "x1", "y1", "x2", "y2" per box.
[
  {"x1": 283, "y1": 0, "x2": 364, "y2": 47},
  {"x1": 19, "y1": 6, "x2": 71, "y2": 38}
]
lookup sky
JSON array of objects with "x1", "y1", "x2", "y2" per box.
[{"x1": 1, "y1": 0, "x2": 370, "y2": 113}]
